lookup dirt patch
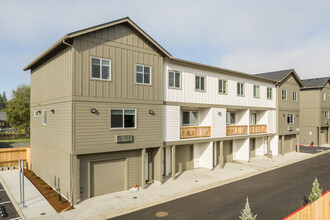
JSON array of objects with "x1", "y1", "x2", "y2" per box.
[{"x1": 24, "y1": 169, "x2": 74, "y2": 212}]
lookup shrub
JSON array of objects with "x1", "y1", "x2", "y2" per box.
[
  {"x1": 240, "y1": 197, "x2": 257, "y2": 220},
  {"x1": 308, "y1": 178, "x2": 323, "y2": 204},
  {"x1": 43, "y1": 186, "x2": 51, "y2": 190}
]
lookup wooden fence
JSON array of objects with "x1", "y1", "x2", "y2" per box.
[
  {"x1": 0, "y1": 147, "x2": 30, "y2": 169},
  {"x1": 284, "y1": 190, "x2": 330, "y2": 220}
]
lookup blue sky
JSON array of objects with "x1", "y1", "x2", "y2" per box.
[{"x1": 1, "y1": 0, "x2": 330, "y2": 98}]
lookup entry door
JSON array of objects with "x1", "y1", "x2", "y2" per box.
[{"x1": 91, "y1": 159, "x2": 125, "y2": 197}]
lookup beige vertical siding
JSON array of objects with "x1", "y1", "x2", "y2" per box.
[
  {"x1": 31, "y1": 46, "x2": 72, "y2": 105},
  {"x1": 72, "y1": 23, "x2": 163, "y2": 101}
]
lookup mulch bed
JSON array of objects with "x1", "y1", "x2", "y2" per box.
[{"x1": 24, "y1": 169, "x2": 74, "y2": 212}]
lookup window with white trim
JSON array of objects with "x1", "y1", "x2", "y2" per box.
[
  {"x1": 322, "y1": 93, "x2": 326, "y2": 101},
  {"x1": 91, "y1": 57, "x2": 111, "y2": 80},
  {"x1": 136, "y1": 65, "x2": 151, "y2": 85},
  {"x1": 42, "y1": 110, "x2": 47, "y2": 125},
  {"x1": 218, "y1": 79, "x2": 227, "y2": 94},
  {"x1": 182, "y1": 111, "x2": 198, "y2": 126},
  {"x1": 287, "y1": 113, "x2": 294, "y2": 124},
  {"x1": 282, "y1": 90, "x2": 287, "y2": 100},
  {"x1": 111, "y1": 109, "x2": 136, "y2": 128},
  {"x1": 195, "y1": 75, "x2": 205, "y2": 91},
  {"x1": 293, "y1": 91, "x2": 297, "y2": 102},
  {"x1": 169, "y1": 71, "x2": 181, "y2": 89},
  {"x1": 267, "y1": 87, "x2": 272, "y2": 99},
  {"x1": 253, "y1": 85, "x2": 260, "y2": 98},
  {"x1": 237, "y1": 83, "x2": 244, "y2": 96},
  {"x1": 325, "y1": 111, "x2": 329, "y2": 119},
  {"x1": 226, "y1": 112, "x2": 236, "y2": 125}
]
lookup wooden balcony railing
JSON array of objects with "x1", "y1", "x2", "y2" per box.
[
  {"x1": 226, "y1": 125, "x2": 248, "y2": 136},
  {"x1": 249, "y1": 125, "x2": 267, "y2": 134},
  {"x1": 180, "y1": 126, "x2": 211, "y2": 139}
]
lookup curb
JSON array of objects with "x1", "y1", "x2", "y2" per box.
[
  {"x1": 0, "y1": 174, "x2": 26, "y2": 220},
  {"x1": 85, "y1": 150, "x2": 330, "y2": 220}
]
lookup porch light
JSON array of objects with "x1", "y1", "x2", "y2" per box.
[
  {"x1": 149, "y1": 110, "x2": 155, "y2": 115},
  {"x1": 91, "y1": 108, "x2": 98, "y2": 114},
  {"x1": 50, "y1": 109, "x2": 55, "y2": 114},
  {"x1": 218, "y1": 112, "x2": 222, "y2": 116}
]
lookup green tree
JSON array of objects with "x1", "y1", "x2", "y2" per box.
[
  {"x1": 308, "y1": 178, "x2": 323, "y2": 204},
  {"x1": 5, "y1": 85, "x2": 30, "y2": 135},
  {"x1": 0, "y1": 91, "x2": 8, "y2": 109},
  {"x1": 240, "y1": 197, "x2": 257, "y2": 220}
]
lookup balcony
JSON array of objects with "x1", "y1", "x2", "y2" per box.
[
  {"x1": 249, "y1": 125, "x2": 267, "y2": 134},
  {"x1": 226, "y1": 125, "x2": 248, "y2": 136},
  {"x1": 180, "y1": 126, "x2": 211, "y2": 139}
]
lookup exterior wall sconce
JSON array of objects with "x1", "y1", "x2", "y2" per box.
[
  {"x1": 50, "y1": 109, "x2": 55, "y2": 114},
  {"x1": 218, "y1": 112, "x2": 222, "y2": 116},
  {"x1": 91, "y1": 108, "x2": 98, "y2": 114},
  {"x1": 297, "y1": 114, "x2": 299, "y2": 117},
  {"x1": 149, "y1": 110, "x2": 155, "y2": 115},
  {"x1": 37, "y1": 110, "x2": 41, "y2": 114},
  {"x1": 283, "y1": 114, "x2": 285, "y2": 117}
]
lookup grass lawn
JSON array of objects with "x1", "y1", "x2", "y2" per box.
[{"x1": 0, "y1": 139, "x2": 30, "y2": 143}]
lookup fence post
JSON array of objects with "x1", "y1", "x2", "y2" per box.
[
  {"x1": 21, "y1": 160, "x2": 25, "y2": 207},
  {"x1": 18, "y1": 158, "x2": 22, "y2": 204}
]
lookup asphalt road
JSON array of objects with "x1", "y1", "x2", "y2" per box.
[
  {"x1": 0, "y1": 182, "x2": 21, "y2": 220},
  {"x1": 113, "y1": 152, "x2": 330, "y2": 220}
]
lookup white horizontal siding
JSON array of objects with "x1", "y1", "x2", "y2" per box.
[
  {"x1": 211, "y1": 108, "x2": 226, "y2": 137},
  {"x1": 164, "y1": 60, "x2": 276, "y2": 108}
]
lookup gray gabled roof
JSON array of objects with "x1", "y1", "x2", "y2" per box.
[
  {"x1": 255, "y1": 69, "x2": 304, "y2": 87},
  {"x1": 301, "y1": 77, "x2": 330, "y2": 88}
]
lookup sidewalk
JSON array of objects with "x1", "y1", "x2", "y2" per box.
[
  {"x1": 40, "y1": 151, "x2": 326, "y2": 220},
  {"x1": 0, "y1": 170, "x2": 56, "y2": 220}
]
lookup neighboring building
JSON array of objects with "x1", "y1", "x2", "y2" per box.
[
  {"x1": 24, "y1": 17, "x2": 308, "y2": 205},
  {"x1": 0, "y1": 112, "x2": 10, "y2": 129},
  {"x1": 300, "y1": 77, "x2": 330, "y2": 146},
  {"x1": 163, "y1": 58, "x2": 277, "y2": 179},
  {"x1": 255, "y1": 69, "x2": 304, "y2": 154}
]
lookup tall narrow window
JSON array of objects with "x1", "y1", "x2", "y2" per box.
[
  {"x1": 325, "y1": 111, "x2": 329, "y2": 119},
  {"x1": 169, "y1": 71, "x2": 181, "y2": 89},
  {"x1": 195, "y1": 75, "x2": 205, "y2": 92},
  {"x1": 282, "y1": 90, "x2": 287, "y2": 100},
  {"x1": 287, "y1": 114, "x2": 294, "y2": 124},
  {"x1": 111, "y1": 109, "x2": 136, "y2": 128},
  {"x1": 218, "y1": 79, "x2": 227, "y2": 94},
  {"x1": 182, "y1": 111, "x2": 198, "y2": 126},
  {"x1": 136, "y1": 65, "x2": 151, "y2": 85},
  {"x1": 293, "y1": 91, "x2": 297, "y2": 101},
  {"x1": 237, "y1": 83, "x2": 244, "y2": 96},
  {"x1": 253, "y1": 85, "x2": 260, "y2": 98},
  {"x1": 42, "y1": 110, "x2": 47, "y2": 125},
  {"x1": 91, "y1": 57, "x2": 111, "y2": 80},
  {"x1": 323, "y1": 93, "x2": 326, "y2": 101},
  {"x1": 267, "y1": 88, "x2": 272, "y2": 99},
  {"x1": 251, "y1": 113, "x2": 257, "y2": 125},
  {"x1": 226, "y1": 112, "x2": 236, "y2": 125}
]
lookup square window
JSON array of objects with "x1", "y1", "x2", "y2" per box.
[
  {"x1": 226, "y1": 112, "x2": 236, "y2": 125},
  {"x1": 91, "y1": 58, "x2": 111, "y2": 80},
  {"x1": 182, "y1": 111, "x2": 198, "y2": 126},
  {"x1": 195, "y1": 76, "x2": 205, "y2": 92},
  {"x1": 111, "y1": 109, "x2": 136, "y2": 128},
  {"x1": 169, "y1": 71, "x2": 181, "y2": 89},
  {"x1": 136, "y1": 65, "x2": 151, "y2": 85}
]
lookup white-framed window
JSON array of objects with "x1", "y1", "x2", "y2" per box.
[
  {"x1": 110, "y1": 109, "x2": 136, "y2": 129},
  {"x1": 195, "y1": 75, "x2": 205, "y2": 92},
  {"x1": 293, "y1": 91, "x2": 297, "y2": 102},
  {"x1": 42, "y1": 110, "x2": 47, "y2": 125},
  {"x1": 287, "y1": 113, "x2": 294, "y2": 124},
  {"x1": 182, "y1": 111, "x2": 198, "y2": 126},
  {"x1": 282, "y1": 90, "x2": 287, "y2": 100},
  {"x1": 251, "y1": 113, "x2": 257, "y2": 125},
  {"x1": 267, "y1": 87, "x2": 272, "y2": 99},
  {"x1": 34, "y1": 110, "x2": 40, "y2": 118},
  {"x1": 253, "y1": 85, "x2": 260, "y2": 98},
  {"x1": 136, "y1": 65, "x2": 151, "y2": 85},
  {"x1": 325, "y1": 111, "x2": 329, "y2": 119},
  {"x1": 237, "y1": 82, "x2": 244, "y2": 96},
  {"x1": 169, "y1": 71, "x2": 181, "y2": 89},
  {"x1": 322, "y1": 93, "x2": 326, "y2": 101},
  {"x1": 218, "y1": 79, "x2": 227, "y2": 94},
  {"x1": 226, "y1": 112, "x2": 236, "y2": 125},
  {"x1": 91, "y1": 57, "x2": 111, "y2": 80}
]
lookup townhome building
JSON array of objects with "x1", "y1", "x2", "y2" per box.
[
  {"x1": 300, "y1": 77, "x2": 330, "y2": 146},
  {"x1": 24, "y1": 17, "x2": 171, "y2": 205},
  {"x1": 255, "y1": 70, "x2": 304, "y2": 154},
  {"x1": 163, "y1": 58, "x2": 278, "y2": 179},
  {"x1": 24, "y1": 17, "x2": 305, "y2": 205}
]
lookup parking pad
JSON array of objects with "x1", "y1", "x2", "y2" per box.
[{"x1": 0, "y1": 183, "x2": 21, "y2": 220}]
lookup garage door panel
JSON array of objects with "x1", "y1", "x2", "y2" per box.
[
  {"x1": 176, "y1": 145, "x2": 192, "y2": 173},
  {"x1": 91, "y1": 159, "x2": 125, "y2": 197},
  {"x1": 284, "y1": 135, "x2": 296, "y2": 153}
]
